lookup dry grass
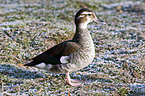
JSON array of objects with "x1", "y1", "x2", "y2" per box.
[{"x1": 0, "y1": 0, "x2": 145, "y2": 95}]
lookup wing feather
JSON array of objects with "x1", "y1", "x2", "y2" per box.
[{"x1": 25, "y1": 41, "x2": 80, "y2": 66}]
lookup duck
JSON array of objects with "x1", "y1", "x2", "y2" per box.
[{"x1": 24, "y1": 8, "x2": 105, "y2": 87}]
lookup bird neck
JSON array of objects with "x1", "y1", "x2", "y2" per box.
[
  {"x1": 76, "y1": 22, "x2": 88, "y2": 29},
  {"x1": 72, "y1": 23, "x2": 93, "y2": 46}
]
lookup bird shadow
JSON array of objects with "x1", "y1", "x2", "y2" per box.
[
  {"x1": 70, "y1": 73, "x2": 113, "y2": 84},
  {"x1": 0, "y1": 64, "x2": 112, "y2": 86},
  {"x1": 0, "y1": 64, "x2": 44, "y2": 79}
]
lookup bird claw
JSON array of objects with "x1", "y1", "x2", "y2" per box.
[
  {"x1": 67, "y1": 81, "x2": 82, "y2": 87},
  {"x1": 65, "y1": 79, "x2": 81, "y2": 87},
  {"x1": 70, "y1": 79, "x2": 80, "y2": 83},
  {"x1": 65, "y1": 72, "x2": 82, "y2": 87}
]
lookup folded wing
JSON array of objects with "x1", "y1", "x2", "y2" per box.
[{"x1": 24, "y1": 41, "x2": 80, "y2": 66}]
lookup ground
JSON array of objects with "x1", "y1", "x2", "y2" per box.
[{"x1": 0, "y1": 0, "x2": 145, "y2": 95}]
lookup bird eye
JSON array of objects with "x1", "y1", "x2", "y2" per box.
[{"x1": 88, "y1": 14, "x2": 92, "y2": 16}]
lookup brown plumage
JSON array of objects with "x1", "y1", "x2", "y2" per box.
[
  {"x1": 25, "y1": 41, "x2": 80, "y2": 65},
  {"x1": 24, "y1": 8, "x2": 105, "y2": 87}
]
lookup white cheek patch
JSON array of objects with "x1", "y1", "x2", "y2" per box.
[
  {"x1": 60, "y1": 56, "x2": 69, "y2": 63},
  {"x1": 77, "y1": 12, "x2": 93, "y2": 20},
  {"x1": 77, "y1": 15, "x2": 85, "y2": 20},
  {"x1": 87, "y1": 16, "x2": 92, "y2": 22}
]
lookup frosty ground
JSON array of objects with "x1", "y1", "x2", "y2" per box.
[{"x1": 0, "y1": 0, "x2": 145, "y2": 95}]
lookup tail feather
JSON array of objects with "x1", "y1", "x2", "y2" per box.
[
  {"x1": 17, "y1": 63, "x2": 25, "y2": 66},
  {"x1": 24, "y1": 61, "x2": 42, "y2": 66},
  {"x1": 24, "y1": 63, "x2": 34, "y2": 66}
]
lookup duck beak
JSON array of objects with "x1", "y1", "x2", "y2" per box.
[
  {"x1": 94, "y1": 18, "x2": 106, "y2": 24},
  {"x1": 93, "y1": 13, "x2": 106, "y2": 24}
]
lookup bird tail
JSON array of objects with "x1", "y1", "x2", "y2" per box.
[
  {"x1": 23, "y1": 61, "x2": 42, "y2": 66},
  {"x1": 17, "y1": 63, "x2": 25, "y2": 66},
  {"x1": 17, "y1": 63, "x2": 35, "y2": 66},
  {"x1": 23, "y1": 63, "x2": 34, "y2": 66},
  {"x1": 24, "y1": 62, "x2": 37, "y2": 66}
]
